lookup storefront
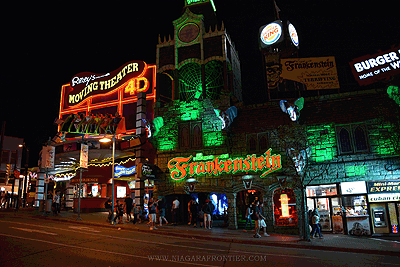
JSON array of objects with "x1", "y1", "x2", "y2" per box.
[
  {"x1": 367, "y1": 180, "x2": 400, "y2": 235},
  {"x1": 306, "y1": 184, "x2": 342, "y2": 233},
  {"x1": 340, "y1": 181, "x2": 371, "y2": 236}
]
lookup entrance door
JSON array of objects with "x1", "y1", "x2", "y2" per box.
[
  {"x1": 316, "y1": 197, "x2": 332, "y2": 231},
  {"x1": 331, "y1": 197, "x2": 344, "y2": 233}
]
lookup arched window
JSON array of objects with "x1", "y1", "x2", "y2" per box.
[
  {"x1": 354, "y1": 126, "x2": 368, "y2": 152},
  {"x1": 249, "y1": 137, "x2": 257, "y2": 152},
  {"x1": 339, "y1": 128, "x2": 352, "y2": 153},
  {"x1": 192, "y1": 124, "x2": 202, "y2": 148},
  {"x1": 180, "y1": 125, "x2": 190, "y2": 148},
  {"x1": 259, "y1": 135, "x2": 269, "y2": 151}
]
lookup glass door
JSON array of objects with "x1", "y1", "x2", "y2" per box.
[
  {"x1": 331, "y1": 197, "x2": 344, "y2": 233},
  {"x1": 316, "y1": 197, "x2": 331, "y2": 231}
]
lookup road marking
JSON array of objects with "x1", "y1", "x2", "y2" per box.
[
  {"x1": 0, "y1": 233, "x2": 216, "y2": 267},
  {"x1": 370, "y1": 238, "x2": 400, "y2": 244},
  {"x1": 10, "y1": 227, "x2": 58, "y2": 236},
  {"x1": 68, "y1": 226, "x2": 101, "y2": 233}
]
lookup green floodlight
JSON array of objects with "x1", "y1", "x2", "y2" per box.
[{"x1": 387, "y1": 85, "x2": 400, "y2": 106}]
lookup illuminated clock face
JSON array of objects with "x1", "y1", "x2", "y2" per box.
[{"x1": 178, "y1": 23, "x2": 200, "y2": 43}]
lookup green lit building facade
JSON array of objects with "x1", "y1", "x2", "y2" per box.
[{"x1": 151, "y1": 0, "x2": 400, "y2": 236}]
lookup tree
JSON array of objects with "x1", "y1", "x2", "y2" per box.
[{"x1": 271, "y1": 123, "x2": 329, "y2": 240}]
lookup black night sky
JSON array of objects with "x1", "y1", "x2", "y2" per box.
[{"x1": 1, "y1": 1, "x2": 399, "y2": 166}]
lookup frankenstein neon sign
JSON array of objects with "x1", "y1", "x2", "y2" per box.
[{"x1": 168, "y1": 149, "x2": 282, "y2": 180}]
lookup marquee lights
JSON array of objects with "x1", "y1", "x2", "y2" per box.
[{"x1": 168, "y1": 149, "x2": 282, "y2": 180}]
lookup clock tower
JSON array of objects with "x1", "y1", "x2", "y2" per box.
[{"x1": 156, "y1": 0, "x2": 242, "y2": 108}]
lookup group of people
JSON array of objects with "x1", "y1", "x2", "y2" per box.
[
  {"x1": 105, "y1": 196, "x2": 217, "y2": 230},
  {"x1": 59, "y1": 112, "x2": 122, "y2": 134},
  {"x1": 243, "y1": 200, "x2": 270, "y2": 238}
]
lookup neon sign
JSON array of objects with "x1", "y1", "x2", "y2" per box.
[
  {"x1": 168, "y1": 149, "x2": 282, "y2": 180},
  {"x1": 114, "y1": 165, "x2": 136, "y2": 178},
  {"x1": 65, "y1": 61, "x2": 149, "y2": 106},
  {"x1": 288, "y1": 23, "x2": 299, "y2": 47}
]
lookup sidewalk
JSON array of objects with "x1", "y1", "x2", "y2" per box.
[{"x1": 2, "y1": 208, "x2": 400, "y2": 256}]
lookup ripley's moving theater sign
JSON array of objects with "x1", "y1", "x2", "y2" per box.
[{"x1": 58, "y1": 60, "x2": 156, "y2": 135}]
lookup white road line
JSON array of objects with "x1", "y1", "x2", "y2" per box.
[
  {"x1": 0, "y1": 233, "x2": 216, "y2": 267},
  {"x1": 10, "y1": 227, "x2": 58, "y2": 236},
  {"x1": 370, "y1": 238, "x2": 400, "y2": 244},
  {"x1": 68, "y1": 226, "x2": 101, "y2": 233}
]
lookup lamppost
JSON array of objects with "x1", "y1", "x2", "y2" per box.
[
  {"x1": 99, "y1": 134, "x2": 116, "y2": 225},
  {"x1": 18, "y1": 143, "x2": 29, "y2": 208}
]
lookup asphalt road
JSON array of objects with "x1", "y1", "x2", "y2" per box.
[{"x1": 0, "y1": 216, "x2": 399, "y2": 267}]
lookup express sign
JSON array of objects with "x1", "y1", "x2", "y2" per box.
[{"x1": 349, "y1": 45, "x2": 400, "y2": 86}]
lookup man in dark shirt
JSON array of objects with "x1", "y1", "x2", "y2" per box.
[
  {"x1": 124, "y1": 196, "x2": 133, "y2": 222},
  {"x1": 148, "y1": 197, "x2": 158, "y2": 230}
]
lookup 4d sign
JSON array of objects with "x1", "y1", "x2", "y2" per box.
[{"x1": 168, "y1": 149, "x2": 282, "y2": 180}]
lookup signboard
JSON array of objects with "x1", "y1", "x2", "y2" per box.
[
  {"x1": 367, "y1": 180, "x2": 400, "y2": 194},
  {"x1": 259, "y1": 20, "x2": 284, "y2": 49},
  {"x1": 66, "y1": 61, "x2": 148, "y2": 106},
  {"x1": 80, "y1": 144, "x2": 88, "y2": 169},
  {"x1": 168, "y1": 149, "x2": 282, "y2": 180},
  {"x1": 40, "y1": 146, "x2": 55, "y2": 169},
  {"x1": 114, "y1": 165, "x2": 136, "y2": 178},
  {"x1": 281, "y1": 57, "x2": 340, "y2": 90},
  {"x1": 288, "y1": 23, "x2": 299, "y2": 47},
  {"x1": 349, "y1": 45, "x2": 400, "y2": 86},
  {"x1": 340, "y1": 181, "x2": 367, "y2": 195}
]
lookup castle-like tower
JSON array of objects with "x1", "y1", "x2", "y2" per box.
[{"x1": 156, "y1": 0, "x2": 242, "y2": 107}]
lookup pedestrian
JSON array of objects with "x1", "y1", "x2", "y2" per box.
[
  {"x1": 188, "y1": 198, "x2": 193, "y2": 225},
  {"x1": 148, "y1": 197, "x2": 158, "y2": 230},
  {"x1": 190, "y1": 199, "x2": 199, "y2": 227},
  {"x1": 203, "y1": 199, "x2": 214, "y2": 229},
  {"x1": 1, "y1": 190, "x2": 6, "y2": 209},
  {"x1": 243, "y1": 204, "x2": 253, "y2": 232},
  {"x1": 198, "y1": 207, "x2": 204, "y2": 228},
  {"x1": 105, "y1": 198, "x2": 113, "y2": 222},
  {"x1": 252, "y1": 200, "x2": 262, "y2": 238},
  {"x1": 52, "y1": 191, "x2": 61, "y2": 215},
  {"x1": 158, "y1": 200, "x2": 168, "y2": 226},
  {"x1": 132, "y1": 203, "x2": 138, "y2": 224},
  {"x1": 310, "y1": 208, "x2": 323, "y2": 239},
  {"x1": 172, "y1": 197, "x2": 180, "y2": 225},
  {"x1": 258, "y1": 202, "x2": 269, "y2": 236},
  {"x1": 124, "y1": 195, "x2": 133, "y2": 222},
  {"x1": 113, "y1": 200, "x2": 124, "y2": 224}
]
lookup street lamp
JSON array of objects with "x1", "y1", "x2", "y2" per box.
[
  {"x1": 99, "y1": 135, "x2": 116, "y2": 225},
  {"x1": 18, "y1": 143, "x2": 29, "y2": 208}
]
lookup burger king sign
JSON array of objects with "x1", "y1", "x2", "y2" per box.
[{"x1": 259, "y1": 20, "x2": 284, "y2": 48}]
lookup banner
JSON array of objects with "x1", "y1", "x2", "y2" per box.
[
  {"x1": 281, "y1": 57, "x2": 340, "y2": 90},
  {"x1": 80, "y1": 144, "x2": 88, "y2": 169},
  {"x1": 41, "y1": 146, "x2": 55, "y2": 169}
]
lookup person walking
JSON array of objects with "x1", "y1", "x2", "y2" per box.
[
  {"x1": 158, "y1": 200, "x2": 168, "y2": 226},
  {"x1": 105, "y1": 198, "x2": 113, "y2": 222},
  {"x1": 243, "y1": 204, "x2": 253, "y2": 232},
  {"x1": 113, "y1": 200, "x2": 124, "y2": 224},
  {"x1": 52, "y1": 191, "x2": 61, "y2": 215},
  {"x1": 253, "y1": 200, "x2": 262, "y2": 238},
  {"x1": 190, "y1": 199, "x2": 199, "y2": 227},
  {"x1": 124, "y1": 195, "x2": 133, "y2": 222},
  {"x1": 187, "y1": 198, "x2": 193, "y2": 225},
  {"x1": 148, "y1": 197, "x2": 158, "y2": 230},
  {"x1": 172, "y1": 197, "x2": 180, "y2": 225},
  {"x1": 203, "y1": 199, "x2": 214, "y2": 229},
  {"x1": 258, "y1": 202, "x2": 269, "y2": 236},
  {"x1": 310, "y1": 208, "x2": 323, "y2": 239}
]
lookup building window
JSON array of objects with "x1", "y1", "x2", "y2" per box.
[
  {"x1": 179, "y1": 122, "x2": 203, "y2": 149},
  {"x1": 336, "y1": 124, "x2": 369, "y2": 155},
  {"x1": 247, "y1": 132, "x2": 270, "y2": 154}
]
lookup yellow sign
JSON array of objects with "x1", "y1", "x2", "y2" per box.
[{"x1": 281, "y1": 57, "x2": 340, "y2": 90}]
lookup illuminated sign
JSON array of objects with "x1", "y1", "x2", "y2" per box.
[
  {"x1": 367, "y1": 180, "x2": 400, "y2": 194},
  {"x1": 260, "y1": 21, "x2": 283, "y2": 47},
  {"x1": 349, "y1": 45, "x2": 400, "y2": 86},
  {"x1": 66, "y1": 61, "x2": 148, "y2": 106},
  {"x1": 288, "y1": 23, "x2": 299, "y2": 47},
  {"x1": 281, "y1": 57, "x2": 340, "y2": 90},
  {"x1": 185, "y1": 0, "x2": 216, "y2": 11},
  {"x1": 168, "y1": 149, "x2": 282, "y2": 180},
  {"x1": 114, "y1": 165, "x2": 136, "y2": 178}
]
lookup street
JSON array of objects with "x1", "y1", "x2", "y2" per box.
[{"x1": 0, "y1": 216, "x2": 399, "y2": 267}]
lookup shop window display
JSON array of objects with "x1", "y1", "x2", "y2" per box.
[
  {"x1": 273, "y1": 188, "x2": 298, "y2": 226},
  {"x1": 343, "y1": 195, "x2": 370, "y2": 236}
]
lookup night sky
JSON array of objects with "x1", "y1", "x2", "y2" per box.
[{"x1": 1, "y1": 1, "x2": 399, "y2": 166}]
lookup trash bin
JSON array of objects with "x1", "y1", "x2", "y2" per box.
[{"x1": 46, "y1": 199, "x2": 53, "y2": 212}]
